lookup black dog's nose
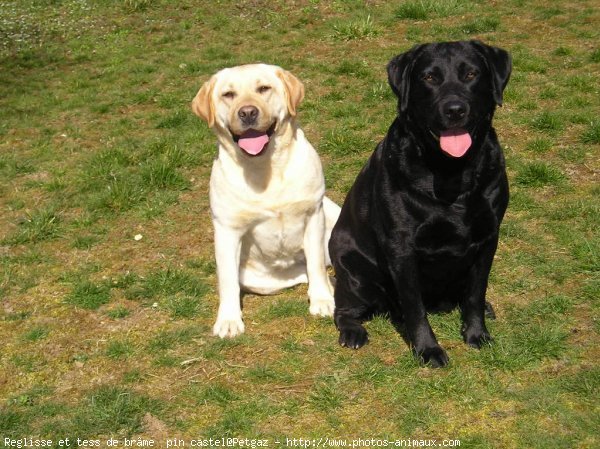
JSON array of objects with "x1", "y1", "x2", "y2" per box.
[
  {"x1": 238, "y1": 105, "x2": 259, "y2": 124},
  {"x1": 443, "y1": 101, "x2": 468, "y2": 121}
]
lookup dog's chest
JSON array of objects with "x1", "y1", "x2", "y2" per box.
[
  {"x1": 413, "y1": 201, "x2": 497, "y2": 266},
  {"x1": 245, "y1": 201, "x2": 314, "y2": 258}
]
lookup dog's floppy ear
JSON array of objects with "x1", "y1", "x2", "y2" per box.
[
  {"x1": 471, "y1": 40, "x2": 512, "y2": 106},
  {"x1": 387, "y1": 44, "x2": 426, "y2": 115},
  {"x1": 192, "y1": 76, "x2": 216, "y2": 127},
  {"x1": 277, "y1": 69, "x2": 305, "y2": 117}
]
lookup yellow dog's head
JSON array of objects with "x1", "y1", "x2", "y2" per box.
[{"x1": 192, "y1": 64, "x2": 304, "y2": 157}]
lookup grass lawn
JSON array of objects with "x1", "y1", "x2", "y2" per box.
[{"x1": 0, "y1": 0, "x2": 598, "y2": 447}]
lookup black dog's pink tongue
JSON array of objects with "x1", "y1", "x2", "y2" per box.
[
  {"x1": 237, "y1": 129, "x2": 269, "y2": 155},
  {"x1": 439, "y1": 129, "x2": 472, "y2": 158}
]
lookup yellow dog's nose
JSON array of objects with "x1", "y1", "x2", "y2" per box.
[{"x1": 238, "y1": 105, "x2": 259, "y2": 125}]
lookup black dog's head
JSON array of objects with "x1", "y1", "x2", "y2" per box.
[{"x1": 387, "y1": 40, "x2": 511, "y2": 158}]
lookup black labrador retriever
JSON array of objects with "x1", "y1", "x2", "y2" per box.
[{"x1": 329, "y1": 40, "x2": 511, "y2": 367}]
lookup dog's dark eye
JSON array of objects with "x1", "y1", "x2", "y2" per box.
[
  {"x1": 423, "y1": 73, "x2": 436, "y2": 83},
  {"x1": 465, "y1": 71, "x2": 478, "y2": 81},
  {"x1": 222, "y1": 91, "x2": 236, "y2": 99},
  {"x1": 258, "y1": 85, "x2": 271, "y2": 94}
]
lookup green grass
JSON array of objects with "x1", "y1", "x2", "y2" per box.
[
  {"x1": 4, "y1": 208, "x2": 61, "y2": 245},
  {"x1": 106, "y1": 339, "x2": 135, "y2": 359},
  {"x1": 530, "y1": 111, "x2": 566, "y2": 133},
  {"x1": 21, "y1": 326, "x2": 50, "y2": 342},
  {"x1": 259, "y1": 298, "x2": 308, "y2": 320},
  {"x1": 123, "y1": 0, "x2": 154, "y2": 13},
  {"x1": 332, "y1": 15, "x2": 379, "y2": 41},
  {"x1": 124, "y1": 267, "x2": 210, "y2": 307},
  {"x1": 66, "y1": 280, "x2": 112, "y2": 310},
  {"x1": 525, "y1": 138, "x2": 553, "y2": 153},
  {"x1": 395, "y1": 0, "x2": 468, "y2": 20},
  {"x1": 515, "y1": 161, "x2": 566, "y2": 187},
  {"x1": 0, "y1": 0, "x2": 598, "y2": 445},
  {"x1": 75, "y1": 386, "x2": 158, "y2": 436},
  {"x1": 309, "y1": 377, "x2": 345, "y2": 412},
  {"x1": 106, "y1": 305, "x2": 130, "y2": 319},
  {"x1": 581, "y1": 121, "x2": 600, "y2": 144},
  {"x1": 147, "y1": 326, "x2": 201, "y2": 352},
  {"x1": 189, "y1": 383, "x2": 239, "y2": 406},
  {"x1": 457, "y1": 16, "x2": 501, "y2": 36}
]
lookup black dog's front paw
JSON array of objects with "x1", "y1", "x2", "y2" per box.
[
  {"x1": 415, "y1": 346, "x2": 449, "y2": 368},
  {"x1": 462, "y1": 325, "x2": 493, "y2": 349},
  {"x1": 339, "y1": 325, "x2": 368, "y2": 349}
]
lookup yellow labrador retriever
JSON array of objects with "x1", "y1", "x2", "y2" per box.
[{"x1": 192, "y1": 64, "x2": 340, "y2": 338}]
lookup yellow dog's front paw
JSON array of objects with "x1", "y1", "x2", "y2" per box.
[
  {"x1": 309, "y1": 297, "x2": 335, "y2": 317},
  {"x1": 213, "y1": 317, "x2": 245, "y2": 338}
]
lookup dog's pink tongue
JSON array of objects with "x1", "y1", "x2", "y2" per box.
[
  {"x1": 237, "y1": 130, "x2": 269, "y2": 155},
  {"x1": 439, "y1": 129, "x2": 472, "y2": 158}
]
